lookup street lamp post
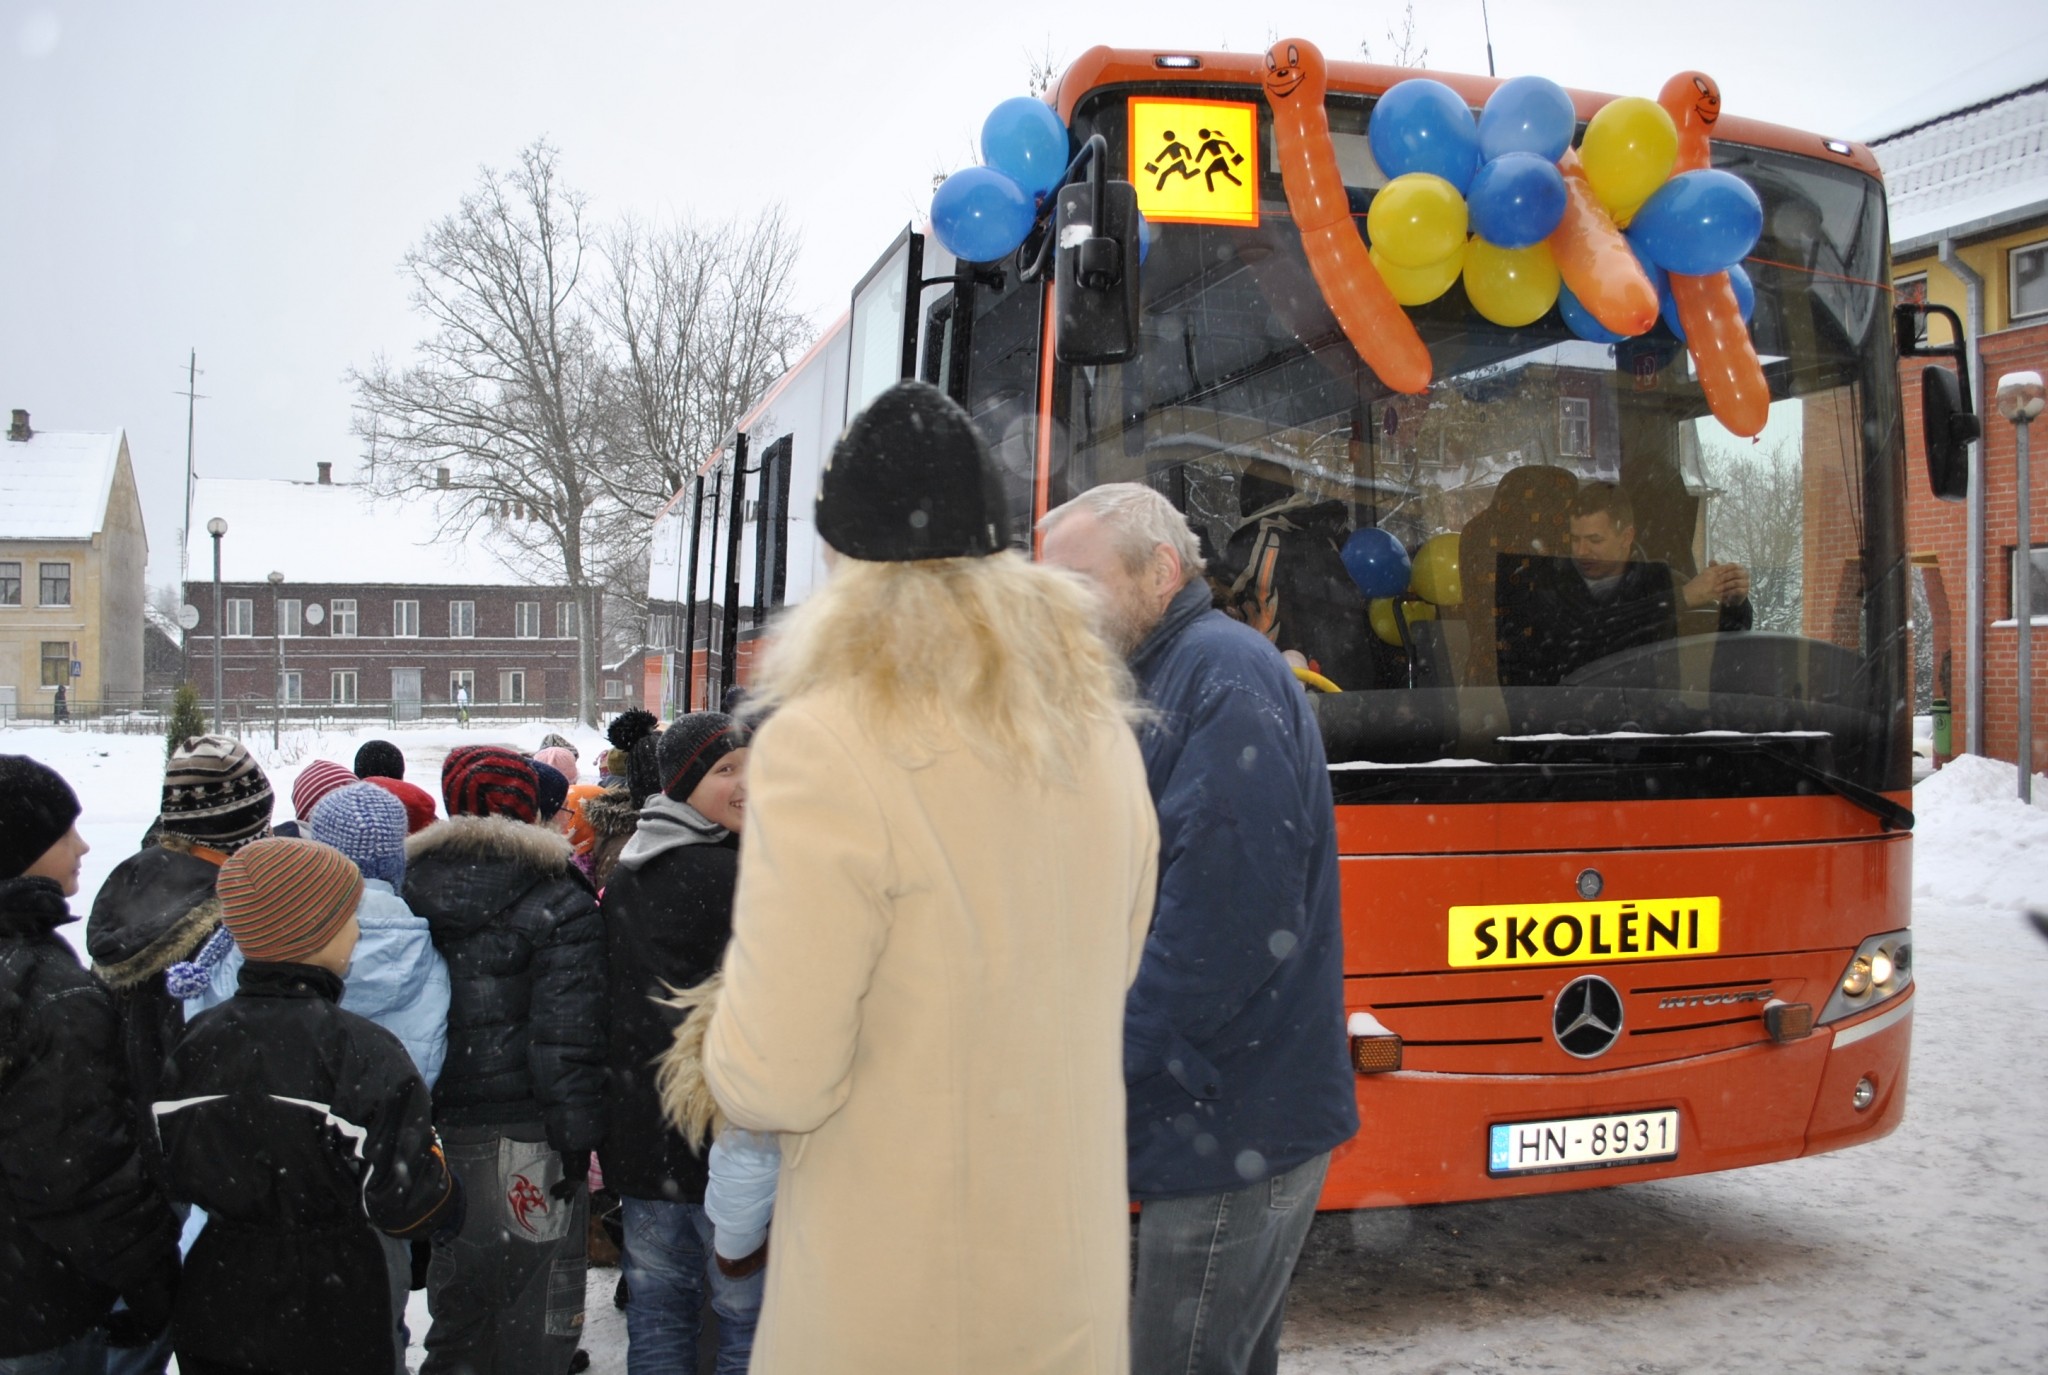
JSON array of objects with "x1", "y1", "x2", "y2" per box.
[
  {"x1": 206, "y1": 517, "x2": 228, "y2": 732},
  {"x1": 1996, "y1": 371, "x2": 2046, "y2": 802},
  {"x1": 268, "y1": 570, "x2": 285, "y2": 749}
]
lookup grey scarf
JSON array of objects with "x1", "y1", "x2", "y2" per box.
[{"x1": 616, "y1": 794, "x2": 728, "y2": 871}]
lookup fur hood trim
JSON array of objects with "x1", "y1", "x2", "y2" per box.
[
  {"x1": 93, "y1": 895, "x2": 223, "y2": 991},
  {"x1": 405, "y1": 814, "x2": 577, "y2": 876},
  {"x1": 657, "y1": 972, "x2": 725, "y2": 1149},
  {"x1": 581, "y1": 787, "x2": 640, "y2": 840}
]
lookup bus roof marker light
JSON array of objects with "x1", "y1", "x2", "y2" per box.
[
  {"x1": 1155, "y1": 55, "x2": 1201, "y2": 69},
  {"x1": 1823, "y1": 139, "x2": 1853, "y2": 156}
]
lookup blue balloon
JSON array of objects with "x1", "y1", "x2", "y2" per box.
[
  {"x1": 1369, "y1": 79, "x2": 1481, "y2": 193},
  {"x1": 930, "y1": 167, "x2": 1035, "y2": 264},
  {"x1": 1627, "y1": 169, "x2": 1764, "y2": 276},
  {"x1": 1341, "y1": 528, "x2": 1413, "y2": 599},
  {"x1": 1658, "y1": 262, "x2": 1755, "y2": 343},
  {"x1": 1479, "y1": 75, "x2": 1575, "y2": 163},
  {"x1": 1559, "y1": 282, "x2": 1625, "y2": 343},
  {"x1": 1624, "y1": 228, "x2": 1669, "y2": 299},
  {"x1": 1466, "y1": 152, "x2": 1567, "y2": 248},
  {"x1": 1657, "y1": 272, "x2": 1685, "y2": 342},
  {"x1": 981, "y1": 97, "x2": 1069, "y2": 201}
]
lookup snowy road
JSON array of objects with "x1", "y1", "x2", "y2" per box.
[{"x1": 7, "y1": 726, "x2": 2044, "y2": 1373}]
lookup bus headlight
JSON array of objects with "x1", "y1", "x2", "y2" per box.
[{"x1": 1819, "y1": 930, "x2": 1912, "y2": 1025}]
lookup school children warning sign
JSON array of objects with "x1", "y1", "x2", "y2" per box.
[
  {"x1": 1446, "y1": 896, "x2": 1723, "y2": 968},
  {"x1": 1129, "y1": 97, "x2": 1260, "y2": 227}
]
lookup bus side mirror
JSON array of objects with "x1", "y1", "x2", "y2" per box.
[
  {"x1": 1922, "y1": 365, "x2": 1976, "y2": 503},
  {"x1": 1053, "y1": 179, "x2": 1140, "y2": 365}
]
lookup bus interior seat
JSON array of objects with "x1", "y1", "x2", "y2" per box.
[{"x1": 1457, "y1": 465, "x2": 1578, "y2": 685}]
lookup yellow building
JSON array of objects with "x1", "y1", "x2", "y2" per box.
[{"x1": 0, "y1": 409, "x2": 148, "y2": 720}]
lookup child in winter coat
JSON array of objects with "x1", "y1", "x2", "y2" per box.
[
  {"x1": 0, "y1": 756, "x2": 182, "y2": 1371},
  {"x1": 154, "y1": 838, "x2": 463, "y2": 1375}
]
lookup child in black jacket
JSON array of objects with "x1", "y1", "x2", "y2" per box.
[{"x1": 155, "y1": 838, "x2": 463, "y2": 1375}]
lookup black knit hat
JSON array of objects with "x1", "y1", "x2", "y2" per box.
[
  {"x1": 607, "y1": 708, "x2": 660, "y2": 753},
  {"x1": 532, "y1": 760, "x2": 570, "y2": 821},
  {"x1": 353, "y1": 739, "x2": 405, "y2": 781},
  {"x1": 0, "y1": 755, "x2": 82, "y2": 880},
  {"x1": 815, "y1": 381, "x2": 1008, "y2": 561},
  {"x1": 658, "y1": 713, "x2": 746, "y2": 805},
  {"x1": 161, "y1": 735, "x2": 274, "y2": 851},
  {"x1": 626, "y1": 733, "x2": 665, "y2": 810}
]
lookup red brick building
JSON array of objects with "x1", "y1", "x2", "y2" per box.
[{"x1": 1874, "y1": 74, "x2": 2048, "y2": 770}]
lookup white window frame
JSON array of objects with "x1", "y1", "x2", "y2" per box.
[
  {"x1": 329, "y1": 599, "x2": 358, "y2": 638},
  {"x1": 281, "y1": 670, "x2": 303, "y2": 704},
  {"x1": 1896, "y1": 272, "x2": 1930, "y2": 345},
  {"x1": 604, "y1": 678, "x2": 626, "y2": 700},
  {"x1": 515, "y1": 602, "x2": 541, "y2": 639},
  {"x1": 2012, "y1": 240, "x2": 2048, "y2": 323},
  {"x1": 331, "y1": 669, "x2": 359, "y2": 705},
  {"x1": 277, "y1": 598, "x2": 302, "y2": 638},
  {"x1": 38, "y1": 561, "x2": 71, "y2": 608},
  {"x1": 1559, "y1": 397, "x2": 1592, "y2": 459},
  {"x1": 500, "y1": 668, "x2": 527, "y2": 704},
  {"x1": 40, "y1": 641, "x2": 69, "y2": 688},
  {"x1": 449, "y1": 669, "x2": 475, "y2": 701},
  {"x1": 393, "y1": 599, "x2": 420, "y2": 638},
  {"x1": 556, "y1": 599, "x2": 578, "y2": 640},
  {"x1": 224, "y1": 598, "x2": 254, "y2": 638},
  {"x1": 449, "y1": 600, "x2": 476, "y2": 638},
  {"x1": 0, "y1": 560, "x2": 20, "y2": 606},
  {"x1": 2009, "y1": 544, "x2": 2048, "y2": 622}
]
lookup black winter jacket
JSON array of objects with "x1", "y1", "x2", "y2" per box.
[
  {"x1": 403, "y1": 817, "x2": 608, "y2": 1151},
  {"x1": 598, "y1": 807, "x2": 740, "y2": 1201},
  {"x1": 0, "y1": 877, "x2": 181, "y2": 1358},
  {"x1": 155, "y1": 961, "x2": 461, "y2": 1375},
  {"x1": 84, "y1": 843, "x2": 224, "y2": 1183}
]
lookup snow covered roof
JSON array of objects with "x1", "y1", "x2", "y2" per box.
[
  {"x1": 185, "y1": 476, "x2": 539, "y2": 587},
  {"x1": 0, "y1": 428, "x2": 125, "y2": 541},
  {"x1": 1872, "y1": 70, "x2": 2048, "y2": 254}
]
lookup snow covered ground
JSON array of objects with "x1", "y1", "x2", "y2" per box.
[{"x1": 4, "y1": 724, "x2": 2043, "y2": 1373}]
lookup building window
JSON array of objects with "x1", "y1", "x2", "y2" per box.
[
  {"x1": 2013, "y1": 241, "x2": 2048, "y2": 322},
  {"x1": 331, "y1": 670, "x2": 359, "y2": 705},
  {"x1": 277, "y1": 598, "x2": 302, "y2": 637},
  {"x1": 515, "y1": 602, "x2": 541, "y2": 638},
  {"x1": 40, "y1": 641, "x2": 69, "y2": 688},
  {"x1": 450, "y1": 669, "x2": 475, "y2": 702},
  {"x1": 449, "y1": 600, "x2": 475, "y2": 638},
  {"x1": 557, "y1": 600, "x2": 578, "y2": 640},
  {"x1": 649, "y1": 613, "x2": 672, "y2": 649},
  {"x1": 604, "y1": 679, "x2": 626, "y2": 700},
  {"x1": 282, "y1": 670, "x2": 303, "y2": 704},
  {"x1": 2011, "y1": 544, "x2": 2048, "y2": 620},
  {"x1": 1896, "y1": 272, "x2": 1930, "y2": 344},
  {"x1": 0, "y1": 561, "x2": 20, "y2": 606},
  {"x1": 500, "y1": 668, "x2": 526, "y2": 704},
  {"x1": 1559, "y1": 397, "x2": 1592, "y2": 458},
  {"x1": 330, "y1": 599, "x2": 358, "y2": 637},
  {"x1": 38, "y1": 562, "x2": 70, "y2": 607},
  {"x1": 222, "y1": 598, "x2": 254, "y2": 637},
  {"x1": 393, "y1": 599, "x2": 420, "y2": 638}
]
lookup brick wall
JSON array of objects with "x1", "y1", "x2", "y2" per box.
[{"x1": 1801, "y1": 387, "x2": 1868, "y2": 650}]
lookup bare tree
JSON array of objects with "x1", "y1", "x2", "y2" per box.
[
  {"x1": 1025, "y1": 37, "x2": 1064, "y2": 96},
  {"x1": 1361, "y1": 1, "x2": 1429, "y2": 68},
  {"x1": 1703, "y1": 438, "x2": 1804, "y2": 633},
  {"x1": 349, "y1": 140, "x2": 614, "y2": 724}
]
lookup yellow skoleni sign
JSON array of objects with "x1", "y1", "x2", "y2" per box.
[
  {"x1": 1129, "y1": 97, "x2": 1260, "y2": 227},
  {"x1": 1447, "y1": 897, "x2": 1722, "y2": 969}
]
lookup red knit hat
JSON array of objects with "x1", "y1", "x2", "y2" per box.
[
  {"x1": 365, "y1": 775, "x2": 438, "y2": 835},
  {"x1": 216, "y1": 838, "x2": 364, "y2": 964},
  {"x1": 442, "y1": 745, "x2": 539, "y2": 824},
  {"x1": 292, "y1": 759, "x2": 359, "y2": 822}
]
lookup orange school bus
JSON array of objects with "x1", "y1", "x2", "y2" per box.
[{"x1": 656, "y1": 44, "x2": 1966, "y2": 1208}]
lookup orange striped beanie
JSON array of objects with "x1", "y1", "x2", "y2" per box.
[{"x1": 216, "y1": 837, "x2": 364, "y2": 964}]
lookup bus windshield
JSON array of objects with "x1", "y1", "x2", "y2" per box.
[{"x1": 1052, "y1": 101, "x2": 1909, "y2": 806}]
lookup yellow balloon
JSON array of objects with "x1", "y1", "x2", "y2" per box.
[
  {"x1": 1580, "y1": 96, "x2": 1678, "y2": 221},
  {"x1": 1410, "y1": 532, "x2": 1464, "y2": 606},
  {"x1": 1370, "y1": 242, "x2": 1465, "y2": 306},
  {"x1": 1369, "y1": 596, "x2": 1438, "y2": 647},
  {"x1": 1366, "y1": 173, "x2": 1469, "y2": 270},
  {"x1": 1463, "y1": 236, "x2": 1562, "y2": 328}
]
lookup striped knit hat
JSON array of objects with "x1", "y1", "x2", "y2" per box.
[
  {"x1": 366, "y1": 775, "x2": 438, "y2": 834},
  {"x1": 161, "y1": 735, "x2": 274, "y2": 851},
  {"x1": 658, "y1": 712, "x2": 745, "y2": 805},
  {"x1": 442, "y1": 745, "x2": 539, "y2": 823},
  {"x1": 309, "y1": 783, "x2": 408, "y2": 887},
  {"x1": 292, "y1": 759, "x2": 359, "y2": 822},
  {"x1": 216, "y1": 837, "x2": 363, "y2": 964}
]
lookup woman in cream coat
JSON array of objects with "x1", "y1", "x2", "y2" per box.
[{"x1": 696, "y1": 382, "x2": 1158, "y2": 1375}]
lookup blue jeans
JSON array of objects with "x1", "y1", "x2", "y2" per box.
[
  {"x1": 620, "y1": 1197, "x2": 763, "y2": 1375},
  {"x1": 1131, "y1": 1149, "x2": 1330, "y2": 1375},
  {"x1": 0, "y1": 1332, "x2": 105, "y2": 1375}
]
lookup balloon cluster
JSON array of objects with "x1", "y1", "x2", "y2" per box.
[
  {"x1": 929, "y1": 98, "x2": 1071, "y2": 264},
  {"x1": 1341, "y1": 529, "x2": 1463, "y2": 645}
]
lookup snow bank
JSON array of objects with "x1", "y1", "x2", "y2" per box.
[{"x1": 1911, "y1": 753, "x2": 2048, "y2": 912}]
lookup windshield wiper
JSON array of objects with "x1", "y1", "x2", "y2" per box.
[{"x1": 1757, "y1": 746, "x2": 1914, "y2": 832}]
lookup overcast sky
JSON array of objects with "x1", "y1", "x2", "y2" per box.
[{"x1": 4, "y1": 0, "x2": 2042, "y2": 593}]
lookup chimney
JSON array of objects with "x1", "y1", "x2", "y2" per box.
[
  {"x1": 7, "y1": 409, "x2": 30, "y2": 442},
  {"x1": 316, "y1": 461, "x2": 333, "y2": 484},
  {"x1": 436, "y1": 466, "x2": 450, "y2": 488}
]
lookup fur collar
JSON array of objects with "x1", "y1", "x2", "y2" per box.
[
  {"x1": 93, "y1": 894, "x2": 222, "y2": 991},
  {"x1": 406, "y1": 813, "x2": 576, "y2": 875},
  {"x1": 581, "y1": 787, "x2": 641, "y2": 839}
]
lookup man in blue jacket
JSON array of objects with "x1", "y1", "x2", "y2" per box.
[{"x1": 1043, "y1": 483, "x2": 1357, "y2": 1375}]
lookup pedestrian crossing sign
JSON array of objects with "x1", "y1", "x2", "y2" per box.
[{"x1": 1129, "y1": 97, "x2": 1260, "y2": 227}]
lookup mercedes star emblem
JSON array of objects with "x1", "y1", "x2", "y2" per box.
[{"x1": 1554, "y1": 975, "x2": 1624, "y2": 1058}]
